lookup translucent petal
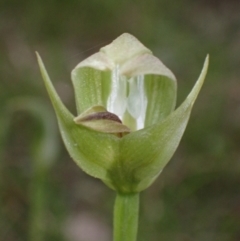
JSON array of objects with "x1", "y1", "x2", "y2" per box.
[
  {"x1": 126, "y1": 75, "x2": 147, "y2": 130},
  {"x1": 107, "y1": 66, "x2": 127, "y2": 117},
  {"x1": 121, "y1": 54, "x2": 177, "y2": 127}
]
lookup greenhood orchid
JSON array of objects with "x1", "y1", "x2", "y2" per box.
[{"x1": 37, "y1": 33, "x2": 209, "y2": 194}]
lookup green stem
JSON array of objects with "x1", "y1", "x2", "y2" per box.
[{"x1": 113, "y1": 192, "x2": 140, "y2": 241}]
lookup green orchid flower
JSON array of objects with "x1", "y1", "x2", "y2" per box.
[
  {"x1": 37, "y1": 33, "x2": 209, "y2": 241},
  {"x1": 37, "y1": 33, "x2": 208, "y2": 194}
]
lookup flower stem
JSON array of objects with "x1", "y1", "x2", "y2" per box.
[{"x1": 113, "y1": 192, "x2": 140, "y2": 241}]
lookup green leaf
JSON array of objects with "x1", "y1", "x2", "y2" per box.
[
  {"x1": 108, "y1": 55, "x2": 209, "y2": 193},
  {"x1": 36, "y1": 53, "x2": 119, "y2": 181}
]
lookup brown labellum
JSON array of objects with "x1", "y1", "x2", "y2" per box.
[
  {"x1": 79, "y1": 111, "x2": 122, "y2": 123},
  {"x1": 74, "y1": 106, "x2": 130, "y2": 137}
]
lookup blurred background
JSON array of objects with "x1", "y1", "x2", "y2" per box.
[{"x1": 0, "y1": 0, "x2": 240, "y2": 240}]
